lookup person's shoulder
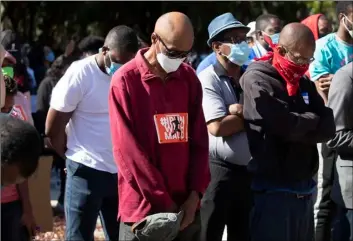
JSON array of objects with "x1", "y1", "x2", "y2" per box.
[
  {"x1": 338, "y1": 62, "x2": 353, "y2": 76},
  {"x1": 70, "y1": 56, "x2": 90, "y2": 69},
  {"x1": 241, "y1": 61, "x2": 272, "y2": 82},
  {"x1": 316, "y1": 33, "x2": 336, "y2": 49},
  {"x1": 197, "y1": 65, "x2": 219, "y2": 84},
  {"x1": 198, "y1": 64, "x2": 215, "y2": 76},
  {"x1": 196, "y1": 52, "x2": 216, "y2": 73},
  {"x1": 333, "y1": 62, "x2": 353, "y2": 83},
  {"x1": 111, "y1": 58, "x2": 138, "y2": 87},
  {"x1": 179, "y1": 62, "x2": 197, "y2": 78}
]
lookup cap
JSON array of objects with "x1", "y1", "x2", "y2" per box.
[
  {"x1": 246, "y1": 21, "x2": 256, "y2": 37},
  {"x1": 207, "y1": 13, "x2": 250, "y2": 46},
  {"x1": 132, "y1": 211, "x2": 184, "y2": 241}
]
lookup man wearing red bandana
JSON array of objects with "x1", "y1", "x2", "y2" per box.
[{"x1": 240, "y1": 23, "x2": 336, "y2": 241}]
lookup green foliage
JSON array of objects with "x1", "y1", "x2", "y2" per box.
[{"x1": 1, "y1": 1, "x2": 336, "y2": 51}]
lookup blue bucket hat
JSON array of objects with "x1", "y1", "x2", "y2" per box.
[{"x1": 207, "y1": 13, "x2": 250, "y2": 46}]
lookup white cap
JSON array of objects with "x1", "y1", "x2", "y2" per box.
[{"x1": 246, "y1": 21, "x2": 256, "y2": 37}]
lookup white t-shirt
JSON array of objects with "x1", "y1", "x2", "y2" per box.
[{"x1": 50, "y1": 55, "x2": 117, "y2": 173}]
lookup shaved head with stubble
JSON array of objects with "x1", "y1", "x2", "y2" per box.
[
  {"x1": 154, "y1": 12, "x2": 194, "y2": 51},
  {"x1": 277, "y1": 23, "x2": 316, "y2": 63},
  {"x1": 144, "y1": 12, "x2": 194, "y2": 77}
]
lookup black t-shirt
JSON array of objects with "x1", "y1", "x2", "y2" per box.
[{"x1": 36, "y1": 76, "x2": 57, "y2": 135}]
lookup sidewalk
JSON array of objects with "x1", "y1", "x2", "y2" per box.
[
  {"x1": 36, "y1": 169, "x2": 228, "y2": 240},
  {"x1": 34, "y1": 169, "x2": 105, "y2": 240}
]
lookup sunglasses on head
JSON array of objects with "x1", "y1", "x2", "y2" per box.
[{"x1": 155, "y1": 34, "x2": 191, "y2": 59}]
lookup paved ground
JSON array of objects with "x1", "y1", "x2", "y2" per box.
[{"x1": 35, "y1": 169, "x2": 228, "y2": 240}]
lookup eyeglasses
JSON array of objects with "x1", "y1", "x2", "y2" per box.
[
  {"x1": 283, "y1": 47, "x2": 315, "y2": 65},
  {"x1": 221, "y1": 36, "x2": 247, "y2": 45},
  {"x1": 156, "y1": 34, "x2": 191, "y2": 59}
]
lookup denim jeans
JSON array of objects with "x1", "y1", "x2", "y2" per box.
[
  {"x1": 251, "y1": 192, "x2": 314, "y2": 241},
  {"x1": 332, "y1": 206, "x2": 353, "y2": 241},
  {"x1": 65, "y1": 159, "x2": 119, "y2": 241}
]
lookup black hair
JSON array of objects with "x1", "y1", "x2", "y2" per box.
[
  {"x1": 4, "y1": 75, "x2": 18, "y2": 96},
  {"x1": 45, "y1": 54, "x2": 78, "y2": 81},
  {"x1": 0, "y1": 115, "x2": 42, "y2": 178},
  {"x1": 105, "y1": 25, "x2": 139, "y2": 54},
  {"x1": 13, "y1": 63, "x2": 32, "y2": 93},
  {"x1": 78, "y1": 36, "x2": 105, "y2": 55},
  {"x1": 319, "y1": 15, "x2": 328, "y2": 21},
  {"x1": 1, "y1": 30, "x2": 32, "y2": 93},
  {"x1": 336, "y1": 1, "x2": 353, "y2": 17},
  {"x1": 255, "y1": 14, "x2": 280, "y2": 31}
]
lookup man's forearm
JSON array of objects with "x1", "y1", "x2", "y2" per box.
[
  {"x1": 216, "y1": 115, "x2": 244, "y2": 137},
  {"x1": 48, "y1": 133, "x2": 67, "y2": 158},
  {"x1": 17, "y1": 180, "x2": 33, "y2": 214}
]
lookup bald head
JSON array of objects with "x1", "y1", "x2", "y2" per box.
[
  {"x1": 279, "y1": 23, "x2": 315, "y2": 50},
  {"x1": 153, "y1": 12, "x2": 194, "y2": 52},
  {"x1": 277, "y1": 23, "x2": 316, "y2": 65}
]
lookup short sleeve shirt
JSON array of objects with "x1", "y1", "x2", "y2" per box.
[
  {"x1": 309, "y1": 33, "x2": 353, "y2": 81},
  {"x1": 50, "y1": 55, "x2": 117, "y2": 173},
  {"x1": 198, "y1": 62, "x2": 251, "y2": 165}
]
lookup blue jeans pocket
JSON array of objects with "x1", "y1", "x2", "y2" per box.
[{"x1": 66, "y1": 159, "x2": 81, "y2": 177}]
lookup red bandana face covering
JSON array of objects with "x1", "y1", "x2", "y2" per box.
[
  {"x1": 255, "y1": 39, "x2": 309, "y2": 96},
  {"x1": 272, "y1": 48, "x2": 309, "y2": 96}
]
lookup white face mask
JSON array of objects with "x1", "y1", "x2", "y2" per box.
[
  {"x1": 343, "y1": 15, "x2": 353, "y2": 38},
  {"x1": 156, "y1": 52, "x2": 185, "y2": 73}
]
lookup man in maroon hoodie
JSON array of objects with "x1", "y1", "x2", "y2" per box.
[{"x1": 108, "y1": 12, "x2": 210, "y2": 241}]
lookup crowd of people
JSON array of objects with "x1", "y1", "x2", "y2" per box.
[{"x1": 1, "y1": 1, "x2": 353, "y2": 241}]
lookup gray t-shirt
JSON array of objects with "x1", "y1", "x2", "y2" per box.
[
  {"x1": 198, "y1": 63, "x2": 250, "y2": 166},
  {"x1": 327, "y1": 62, "x2": 353, "y2": 209}
]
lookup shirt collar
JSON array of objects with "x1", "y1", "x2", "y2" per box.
[
  {"x1": 213, "y1": 60, "x2": 229, "y2": 77},
  {"x1": 136, "y1": 48, "x2": 182, "y2": 82},
  {"x1": 213, "y1": 59, "x2": 245, "y2": 78}
]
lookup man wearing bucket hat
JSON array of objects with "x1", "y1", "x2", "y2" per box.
[
  {"x1": 198, "y1": 13, "x2": 252, "y2": 241},
  {"x1": 196, "y1": 14, "x2": 283, "y2": 75}
]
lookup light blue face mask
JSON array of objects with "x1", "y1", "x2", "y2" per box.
[
  {"x1": 223, "y1": 41, "x2": 251, "y2": 66},
  {"x1": 104, "y1": 52, "x2": 122, "y2": 76},
  {"x1": 46, "y1": 51, "x2": 55, "y2": 63},
  {"x1": 269, "y1": 33, "x2": 280, "y2": 44}
]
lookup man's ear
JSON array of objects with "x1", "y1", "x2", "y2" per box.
[
  {"x1": 338, "y1": 13, "x2": 346, "y2": 22},
  {"x1": 101, "y1": 46, "x2": 109, "y2": 55},
  {"x1": 276, "y1": 45, "x2": 286, "y2": 56},
  {"x1": 211, "y1": 42, "x2": 222, "y2": 54},
  {"x1": 256, "y1": 30, "x2": 263, "y2": 40},
  {"x1": 151, "y1": 33, "x2": 158, "y2": 45}
]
